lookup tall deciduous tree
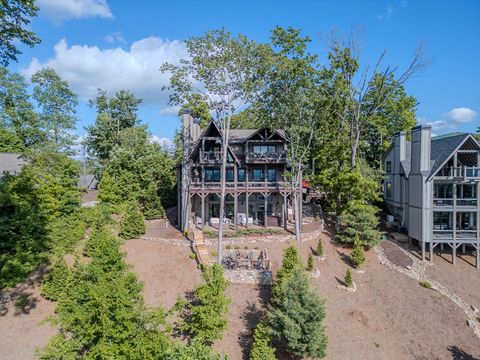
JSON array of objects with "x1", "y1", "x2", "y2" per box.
[
  {"x1": 85, "y1": 89, "x2": 142, "y2": 165},
  {"x1": 0, "y1": 66, "x2": 41, "y2": 148},
  {"x1": 162, "y1": 29, "x2": 268, "y2": 262},
  {"x1": 0, "y1": 0, "x2": 40, "y2": 66},
  {"x1": 254, "y1": 26, "x2": 321, "y2": 241},
  {"x1": 31, "y1": 68, "x2": 78, "y2": 152}
]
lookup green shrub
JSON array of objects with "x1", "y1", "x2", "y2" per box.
[
  {"x1": 14, "y1": 293, "x2": 30, "y2": 311},
  {"x1": 119, "y1": 201, "x2": 146, "y2": 240},
  {"x1": 268, "y1": 268, "x2": 327, "y2": 359},
  {"x1": 315, "y1": 239, "x2": 324, "y2": 256},
  {"x1": 225, "y1": 244, "x2": 232, "y2": 250},
  {"x1": 41, "y1": 257, "x2": 71, "y2": 301},
  {"x1": 306, "y1": 254, "x2": 314, "y2": 271},
  {"x1": 337, "y1": 201, "x2": 383, "y2": 248},
  {"x1": 97, "y1": 171, "x2": 122, "y2": 206},
  {"x1": 272, "y1": 245, "x2": 302, "y2": 299},
  {"x1": 249, "y1": 320, "x2": 276, "y2": 360},
  {"x1": 189, "y1": 253, "x2": 197, "y2": 260},
  {"x1": 344, "y1": 268, "x2": 353, "y2": 287},
  {"x1": 181, "y1": 264, "x2": 230, "y2": 345},
  {"x1": 142, "y1": 183, "x2": 165, "y2": 220},
  {"x1": 349, "y1": 242, "x2": 366, "y2": 268},
  {"x1": 419, "y1": 280, "x2": 432, "y2": 289},
  {"x1": 211, "y1": 250, "x2": 218, "y2": 257}
]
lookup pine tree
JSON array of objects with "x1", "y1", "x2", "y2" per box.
[
  {"x1": 315, "y1": 239, "x2": 324, "y2": 256},
  {"x1": 181, "y1": 264, "x2": 230, "y2": 345},
  {"x1": 349, "y1": 241, "x2": 366, "y2": 268},
  {"x1": 337, "y1": 200, "x2": 383, "y2": 248},
  {"x1": 39, "y1": 224, "x2": 172, "y2": 358},
  {"x1": 119, "y1": 201, "x2": 146, "y2": 240},
  {"x1": 272, "y1": 245, "x2": 302, "y2": 300},
  {"x1": 344, "y1": 268, "x2": 353, "y2": 287},
  {"x1": 98, "y1": 171, "x2": 122, "y2": 206},
  {"x1": 41, "y1": 257, "x2": 71, "y2": 301},
  {"x1": 142, "y1": 183, "x2": 165, "y2": 220},
  {"x1": 268, "y1": 268, "x2": 327, "y2": 359},
  {"x1": 249, "y1": 320, "x2": 276, "y2": 360},
  {"x1": 306, "y1": 253, "x2": 314, "y2": 271}
]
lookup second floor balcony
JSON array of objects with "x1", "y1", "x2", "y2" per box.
[{"x1": 246, "y1": 151, "x2": 287, "y2": 164}]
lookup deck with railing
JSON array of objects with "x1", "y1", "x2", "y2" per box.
[
  {"x1": 433, "y1": 198, "x2": 478, "y2": 207},
  {"x1": 436, "y1": 166, "x2": 480, "y2": 179}
]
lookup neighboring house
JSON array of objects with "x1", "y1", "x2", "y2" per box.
[
  {"x1": 0, "y1": 152, "x2": 26, "y2": 177},
  {"x1": 78, "y1": 174, "x2": 98, "y2": 190},
  {"x1": 383, "y1": 125, "x2": 480, "y2": 267},
  {"x1": 177, "y1": 111, "x2": 302, "y2": 232}
]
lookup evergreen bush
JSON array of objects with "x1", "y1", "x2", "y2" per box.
[
  {"x1": 181, "y1": 264, "x2": 230, "y2": 344},
  {"x1": 268, "y1": 268, "x2": 327, "y2": 358},
  {"x1": 142, "y1": 183, "x2": 165, "y2": 220},
  {"x1": 119, "y1": 201, "x2": 146, "y2": 240},
  {"x1": 249, "y1": 320, "x2": 276, "y2": 360},
  {"x1": 349, "y1": 242, "x2": 366, "y2": 268},
  {"x1": 344, "y1": 268, "x2": 353, "y2": 287},
  {"x1": 306, "y1": 253, "x2": 314, "y2": 271},
  {"x1": 41, "y1": 257, "x2": 71, "y2": 301},
  {"x1": 315, "y1": 239, "x2": 324, "y2": 256}
]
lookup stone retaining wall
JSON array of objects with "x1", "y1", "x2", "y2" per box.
[{"x1": 224, "y1": 269, "x2": 273, "y2": 285}]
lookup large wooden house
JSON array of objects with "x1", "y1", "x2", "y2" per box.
[{"x1": 177, "y1": 111, "x2": 302, "y2": 232}]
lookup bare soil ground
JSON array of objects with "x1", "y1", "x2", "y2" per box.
[
  {"x1": 3, "y1": 220, "x2": 480, "y2": 359},
  {"x1": 0, "y1": 267, "x2": 56, "y2": 360}
]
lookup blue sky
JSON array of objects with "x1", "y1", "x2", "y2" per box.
[{"x1": 9, "y1": 0, "x2": 480, "y2": 144}]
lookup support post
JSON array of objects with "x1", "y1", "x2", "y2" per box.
[
  {"x1": 453, "y1": 243, "x2": 457, "y2": 266},
  {"x1": 264, "y1": 192, "x2": 268, "y2": 228},
  {"x1": 429, "y1": 242, "x2": 434, "y2": 262},
  {"x1": 201, "y1": 194, "x2": 205, "y2": 230},
  {"x1": 477, "y1": 245, "x2": 480, "y2": 269},
  {"x1": 421, "y1": 240, "x2": 425, "y2": 261}
]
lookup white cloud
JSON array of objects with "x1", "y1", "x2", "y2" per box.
[
  {"x1": 104, "y1": 31, "x2": 126, "y2": 45},
  {"x1": 426, "y1": 120, "x2": 449, "y2": 131},
  {"x1": 37, "y1": 0, "x2": 113, "y2": 22},
  {"x1": 159, "y1": 105, "x2": 181, "y2": 116},
  {"x1": 23, "y1": 37, "x2": 188, "y2": 106},
  {"x1": 150, "y1": 135, "x2": 173, "y2": 151},
  {"x1": 445, "y1": 107, "x2": 477, "y2": 123}
]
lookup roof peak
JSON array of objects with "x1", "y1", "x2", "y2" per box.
[{"x1": 432, "y1": 132, "x2": 468, "y2": 141}]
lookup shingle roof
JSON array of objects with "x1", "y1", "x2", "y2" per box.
[
  {"x1": 229, "y1": 129, "x2": 257, "y2": 141},
  {"x1": 429, "y1": 133, "x2": 470, "y2": 177},
  {"x1": 0, "y1": 152, "x2": 26, "y2": 176}
]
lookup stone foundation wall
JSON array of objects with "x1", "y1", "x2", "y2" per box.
[{"x1": 224, "y1": 269, "x2": 273, "y2": 285}]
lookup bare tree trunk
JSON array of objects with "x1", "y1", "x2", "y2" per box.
[
  {"x1": 217, "y1": 112, "x2": 231, "y2": 264},
  {"x1": 293, "y1": 167, "x2": 302, "y2": 242}
]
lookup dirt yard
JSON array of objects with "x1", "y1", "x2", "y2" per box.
[{"x1": 2, "y1": 219, "x2": 480, "y2": 360}]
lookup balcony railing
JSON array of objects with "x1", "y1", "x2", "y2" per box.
[
  {"x1": 437, "y1": 166, "x2": 480, "y2": 178},
  {"x1": 190, "y1": 180, "x2": 292, "y2": 191},
  {"x1": 200, "y1": 150, "x2": 222, "y2": 163},
  {"x1": 433, "y1": 198, "x2": 477, "y2": 207},
  {"x1": 246, "y1": 151, "x2": 287, "y2": 163},
  {"x1": 433, "y1": 229, "x2": 478, "y2": 241}
]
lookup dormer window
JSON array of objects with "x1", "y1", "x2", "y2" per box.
[{"x1": 253, "y1": 145, "x2": 276, "y2": 154}]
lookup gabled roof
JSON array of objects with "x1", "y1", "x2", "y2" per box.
[{"x1": 428, "y1": 133, "x2": 471, "y2": 179}]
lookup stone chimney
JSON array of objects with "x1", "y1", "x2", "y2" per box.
[{"x1": 181, "y1": 109, "x2": 201, "y2": 144}]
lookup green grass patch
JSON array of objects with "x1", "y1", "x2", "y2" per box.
[{"x1": 419, "y1": 280, "x2": 432, "y2": 289}]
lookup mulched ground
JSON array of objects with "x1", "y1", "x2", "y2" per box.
[{"x1": 380, "y1": 240, "x2": 414, "y2": 269}]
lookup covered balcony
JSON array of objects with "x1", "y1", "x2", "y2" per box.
[
  {"x1": 432, "y1": 211, "x2": 478, "y2": 241},
  {"x1": 433, "y1": 183, "x2": 478, "y2": 208}
]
